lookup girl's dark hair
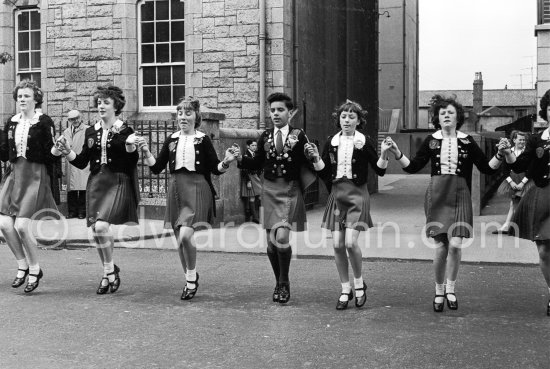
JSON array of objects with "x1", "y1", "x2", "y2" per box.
[
  {"x1": 332, "y1": 100, "x2": 367, "y2": 130},
  {"x1": 266, "y1": 92, "x2": 294, "y2": 111},
  {"x1": 246, "y1": 139, "x2": 255, "y2": 146},
  {"x1": 177, "y1": 96, "x2": 202, "y2": 128},
  {"x1": 93, "y1": 85, "x2": 126, "y2": 115},
  {"x1": 539, "y1": 89, "x2": 550, "y2": 121},
  {"x1": 430, "y1": 94, "x2": 465, "y2": 130},
  {"x1": 13, "y1": 80, "x2": 43, "y2": 106}
]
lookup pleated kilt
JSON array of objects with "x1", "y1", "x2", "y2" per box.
[
  {"x1": 424, "y1": 175, "x2": 473, "y2": 238},
  {"x1": 261, "y1": 177, "x2": 306, "y2": 232},
  {"x1": 165, "y1": 171, "x2": 213, "y2": 230},
  {"x1": 511, "y1": 184, "x2": 550, "y2": 241},
  {"x1": 496, "y1": 171, "x2": 534, "y2": 198},
  {"x1": 86, "y1": 165, "x2": 138, "y2": 227},
  {"x1": 0, "y1": 158, "x2": 58, "y2": 219},
  {"x1": 322, "y1": 178, "x2": 373, "y2": 231},
  {"x1": 241, "y1": 173, "x2": 262, "y2": 198}
]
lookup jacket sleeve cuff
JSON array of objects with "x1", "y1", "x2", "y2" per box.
[
  {"x1": 489, "y1": 156, "x2": 502, "y2": 169},
  {"x1": 66, "y1": 151, "x2": 77, "y2": 162},
  {"x1": 506, "y1": 177, "x2": 512, "y2": 184},
  {"x1": 144, "y1": 156, "x2": 156, "y2": 166},
  {"x1": 522, "y1": 177, "x2": 529, "y2": 184},
  {"x1": 377, "y1": 158, "x2": 389, "y2": 169},
  {"x1": 313, "y1": 159, "x2": 325, "y2": 171},
  {"x1": 51, "y1": 146, "x2": 62, "y2": 156},
  {"x1": 217, "y1": 162, "x2": 229, "y2": 173},
  {"x1": 398, "y1": 155, "x2": 410, "y2": 168}
]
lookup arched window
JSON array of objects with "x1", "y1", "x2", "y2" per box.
[
  {"x1": 138, "y1": 0, "x2": 185, "y2": 111},
  {"x1": 15, "y1": 8, "x2": 41, "y2": 85}
]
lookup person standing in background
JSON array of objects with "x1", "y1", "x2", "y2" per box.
[
  {"x1": 240, "y1": 139, "x2": 262, "y2": 223},
  {"x1": 62, "y1": 110, "x2": 90, "y2": 219}
]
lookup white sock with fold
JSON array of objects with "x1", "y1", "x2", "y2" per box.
[
  {"x1": 446, "y1": 279, "x2": 457, "y2": 302},
  {"x1": 16, "y1": 259, "x2": 28, "y2": 278},
  {"x1": 435, "y1": 283, "x2": 445, "y2": 303},
  {"x1": 354, "y1": 277, "x2": 365, "y2": 298},
  {"x1": 28, "y1": 264, "x2": 40, "y2": 284},
  {"x1": 104, "y1": 261, "x2": 115, "y2": 283},
  {"x1": 340, "y1": 282, "x2": 352, "y2": 302},
  {"x1": 186, "y1": 269, "x2": 197, "y2": 289}
]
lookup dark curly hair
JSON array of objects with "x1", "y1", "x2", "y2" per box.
[
  {"x1": 177, "y1": 96, "x2": 202, "y2": 128},
  {"x1": 430, "y1": 94, "x2": 465, "y2": 130},
  {"x1": 13, "y1": 80, "x2": 43, "y2": 106},
  {"x1": 539, "y1": 89, "x2": 550, "y2": 122},
  {"x1": 93, "y1": 85, "x2": 126, "y2": 115},
  {"x1": 332, "y1": 100, "x2": 367, "y2": 130},
  {"x1": 267, "y1": 92, "x2": 294, "y2": 111}
]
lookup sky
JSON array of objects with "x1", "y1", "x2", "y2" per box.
[{"x1": 419, "y1": 0, "x2": 538, "y2": 91}]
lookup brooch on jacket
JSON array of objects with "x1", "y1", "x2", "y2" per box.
[
  {"x1": 429, "y1": 139, "x2": 439, "y2": 149},
  {"x1": 459, "y1": 138, "x2": 470, "y2": 145},
  {"x1": 353, "y1": 139, "x2": 364, "y2": 150},
  {"x1": 193, "y1": 136, "x2": 203, "y2": 145},
  {"x1": 169, "y1": 141, "x2": 177, "y2": 152}
]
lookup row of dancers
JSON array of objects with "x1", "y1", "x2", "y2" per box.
[{"x1": 3, "y1": 79, "x2": 550, "y2": 315}]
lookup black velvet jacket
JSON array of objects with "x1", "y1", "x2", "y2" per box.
[
  {"x1": 403, "y1": 131, "x2": 499, "y2": 190},
  {"x1": 317, "y1": 131, "x2": 386, "y2": 192},
  {"x1": 69, "y1": 120, "x2": 139, "y2": 177},
  {"x1": 512, "y1": 130, "x2": 550, "y2": 188},
  {"x1": 238, "y1": 125, "x2": 309, "y2": 182}
]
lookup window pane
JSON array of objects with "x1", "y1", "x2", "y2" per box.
[
  {"x1": 18, "y1": 53, "x2": 29, "y2": 70},
  {"x1": 18, "y1": 12, "x2": 29, "y2": 31},
  {"x1": 171, "y1": 21, "x2": 184, "y2": 41},
  {"x1": 156, "y1": 22, "x2": 169, "y2": 42},
  {"x1": 143, "y1": 67, "x2": 156, "y2": 85},
  {"x1": 141, "y1": 2, "x2": 154, "y2": 21},
  {"x1": 143, "y1": 87, "x2": 156, "y2": 106},
  {"x1": 19, "y1": 73, "x2": 31, "y2": 81},
  {"x1": 173, "y1": 85, "x2": 185, "y2": 104},
  {"x1": 173, "y1": 65, "x2": 185, "y2": 84},
  {"x1": 142, "y1": 45, "x2": 155, "y2": 63},
  {"x1": 18, "y1": 33, "x2": 29, "y2": 51},
  {"x1": 158, "y1": 66, "x2": 171, "y2": 85},
  {"x1": 31, "y1": 73, "x2": 41, "y2": 85},
  {"x1": 30, "y1": 11, "x2": 40, "y2": 30},
  {"x1": 31, "y1": 52, "x2": 40, "y2": 69},
  {"x1": 158, "y1": 86, "x2": 171, "y2": 106},
  {"x1": 156, "y1": 0, "x2": 169, "y2": 20},
  {"x1": 156, "y1": 44, "x2": 169, "y2": 63},
  {"x1": 141, "y1": 23, "x2": 154, "y2": 43},
  {"x1": 171, "y1": 43, "x2": 185, "y2": 62},
  {"x1": 31, "y1": 31, "x2": 40, "y2": 50},
  {"x1": 171, "y1": 0, "x2": 185, "y2": 19}
]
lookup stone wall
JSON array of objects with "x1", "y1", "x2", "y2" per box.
[{"x1": 185, "y1": 0, "x2": 291, "y2": 129}]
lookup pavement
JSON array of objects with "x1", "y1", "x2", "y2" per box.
[{"x1": 19, "y1": 174, "x2": 538, "y2": 264}]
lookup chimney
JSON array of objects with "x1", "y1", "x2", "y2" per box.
[{"x1": 473, "y1": 72, "x2": 483, "y2": 114}]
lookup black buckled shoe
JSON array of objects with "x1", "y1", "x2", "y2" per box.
[
  {"x1": 24, "y1": 269, "x2": 43, "y2": 293},
  {"x1": 181, "y1": 273, "x2": 200, "y2": 300},
  {"x1": 433, "y1": 294, "x2": 445, "y2": 312},
  {"x1": 445, "y1": 292, "x2": 458, "y2": 310},
  {"x1": 355, "y1": 282, "x2": 368, "y2": 308},
  {"x1": 278, "y1": 283, "x2": 290, "y2": 304},
  {"x1": 12, "y1": 268, "x2": 29, "y2": 288},
  {"x1": 272, "y1": 284, "x2": 280, "y2": 302},
  {"x1": 109, "y1": 265, "x2": 121, "y2": 293},
  {"x1": 336, "y1": 291, "x2": 353, "y2": 310},
  {"x1": 97, "y1": 277, "x2": 110, "y2": 294}
]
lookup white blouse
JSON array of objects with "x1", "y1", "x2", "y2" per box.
[
  {"x1": 175, "y1": 133, "x2": 197, "y2": 171},
  {"x1": 14, "y1": 118, "x2": 33, "y2": 158},
  {"x1": 440, "y1": 137, "x2": 459, "y2": 175},
  {"x1": 336, "y1": 135, "x2": 354, "y2": 179}
]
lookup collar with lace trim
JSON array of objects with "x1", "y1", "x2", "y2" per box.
[
  {"x1": 541, "y1": 128, "x2": 550, "y2": 140},
  {"x1": 171, "y1": 130, "x2": 206, "y2": 139},
  {"x1": 94, "y1": 119, "x2": 124, "y2": 132},
  {"x1": 11, "y1": 111, "x2": 42, "y2": 125},
  {"x1": 331, "y1": 130, "x2": 366, "y2": 146},
  {"x1": 431, "y1": 130, "x2": 468, "y2": 139}
]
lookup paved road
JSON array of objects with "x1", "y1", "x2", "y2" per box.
[{"x1": 0, "y1": 246, "x2": 549, "y2": 369}]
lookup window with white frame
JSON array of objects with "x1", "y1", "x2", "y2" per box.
[
  {"x1": 138, "y1": 0, "x2": 185, "y2": 110},
  {"x1": 15, "y1": 9, "x2": 41, "y2": 85}
]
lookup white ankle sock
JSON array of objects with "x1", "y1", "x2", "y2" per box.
[
  {"x1": 28, "y1": 264, "x2": 40, "y2": 283},
  {"x1": 104, "y1": 261, "x2": 115, "y2": 283},
  {"x1": 340, "y1": 282, "x2": 351, "y2": 302},
  {"x1": 435, "y1": 283, "x2": 445, "y2": 303},
  {"x1": 446, "y1": 279, "x2": 457, "y2": 302},
  {"x1": 186, "y1": 269, "x2": 197, "y2": 289},
  {"x1": 354, "y1": 277, "x2": 365, "y2": 298},
  {"x1": 16, "y1": 259, "x2": 28, "y2": 278}
]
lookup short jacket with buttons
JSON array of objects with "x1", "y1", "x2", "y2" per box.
[
  {"x1": 403, "y1": 130, "x2": 498, "y2": 190},
  {"x1": 238, "y1": 125, "x2": 309, "y2": 182},
  {"x1": 149, "y1": 130, "x2": 223, "y2": 197},
  {"x1": 69, "y1": 121, "x2": 138, "y2": 176},
  {"x1": 318, "y1": 130, "x2": 386, "y2": 193},
  {"x1": 512, "y1": 130, "x2": 550, "y2": 188},
  {"x1": 0, "y1": 113, "x2": 55, "y2": 166}
]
